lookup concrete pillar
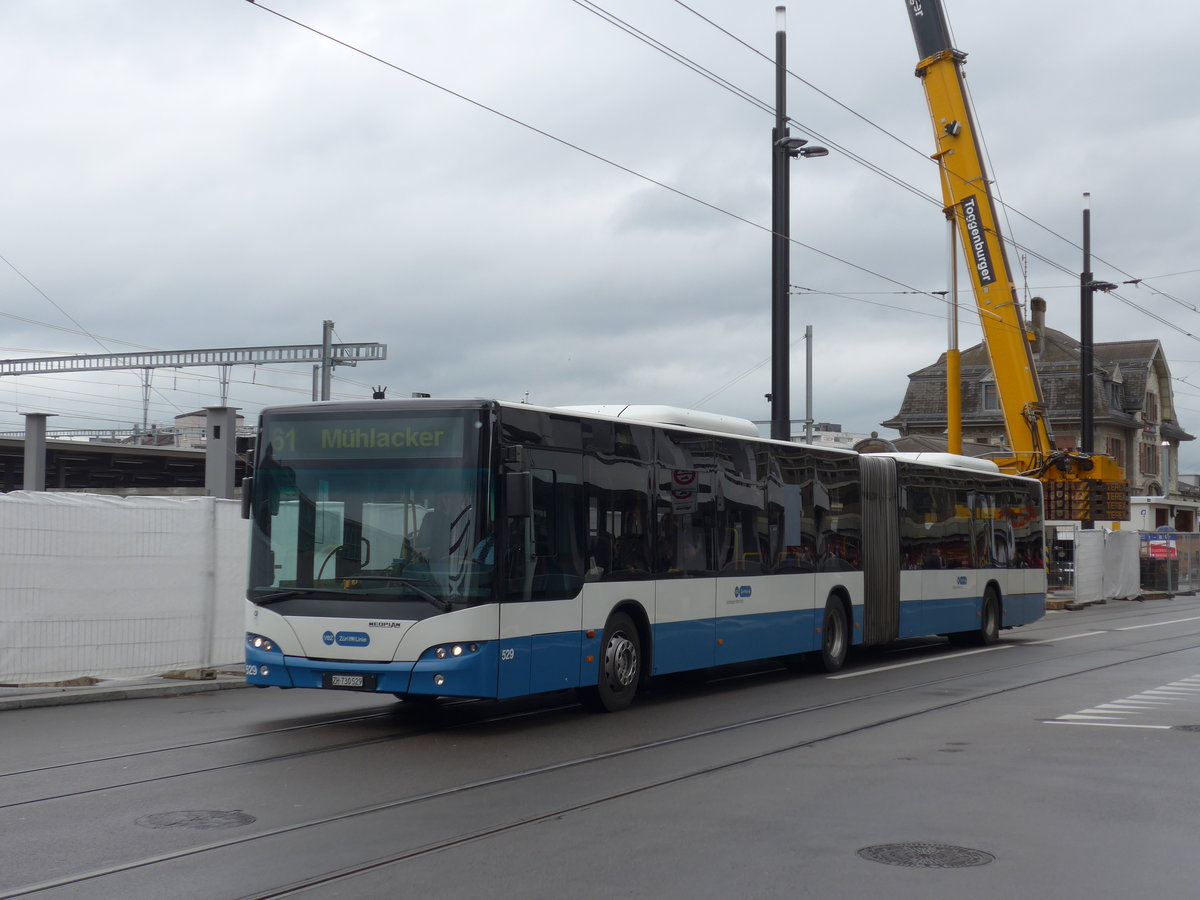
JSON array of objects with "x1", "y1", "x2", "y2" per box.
[
  {"x1": 204, "y1": 406, "x2": 239, "y2": 499},
  {"x1": 21, "y1": 412, "x2": 55, "y2": 491}
]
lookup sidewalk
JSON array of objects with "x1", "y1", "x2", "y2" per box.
[{"x1": 0, "y1": 668, "x2": 250, "y2": 712}]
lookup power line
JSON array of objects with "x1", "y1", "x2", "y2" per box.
[
  {"x1": 669, "y1": 3, "x2": 1200, "y2": 337},
  {"x1": 244, "y1": 1, "x2": 951, "y2": 304},
  {"x1": 241, "y1": 1, "x2": 1200, "y2": 353},
  {"x1": 571, "y1": 1, "x2": 772, "y2": 116},
  {"x1": 0, "y1": 251, "x2": 110, "y2": 354}
]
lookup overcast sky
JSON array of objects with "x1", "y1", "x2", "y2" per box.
[{"x1": 2, "y1": 1, "x2": 1199, "y2": 469}]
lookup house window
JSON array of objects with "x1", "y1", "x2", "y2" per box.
[
  {"x1": 1141, "y1": 443, "x2": 1160, "y2": 475},
  {"x1": 981, "y1": 383, "x2": 999, "y2": 411},
  {"x1": 1106, "y1": 437, "x2": 1124, "y2": 461},
  {"x1": 1145, "y1": 392, "x2": 1159, "y2": 424}
]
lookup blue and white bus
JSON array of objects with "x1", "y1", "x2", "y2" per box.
[{"x1": 243, "y1": 399, "x2": 1045, "y2": 711}]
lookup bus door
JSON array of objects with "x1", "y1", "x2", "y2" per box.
[
  {"x1": 499, "y1": 446, "x2": 586, "y2": 697},
  {"x1": 653, "y1": 434, "x2": 718, "y2": 674}
]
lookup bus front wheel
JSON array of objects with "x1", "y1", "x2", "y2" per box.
[{"x1": 578, "y1": 612, "x2": 642, "y2": 713}]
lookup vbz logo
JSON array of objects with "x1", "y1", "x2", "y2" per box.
[{"x1": 734, "y1": 585, "x2": 752, "y2": 599}]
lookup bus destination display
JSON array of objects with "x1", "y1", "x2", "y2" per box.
[{"x1": 265, "y1": 415, "x2": 466, "y2": 460}]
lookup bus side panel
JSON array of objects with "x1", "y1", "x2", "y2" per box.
[
  {"x1": 714, "y1": 573, "x2": 816, "y2": 664},
  {"x1": 529, "y1": 631, "x2": 583, "y2": 693},
  {"x1": 653, "y1": 579, "x2": 716, "y2": 675},
  {"x1": 897, "y1": 570, "x2": 925, "y2": 638},
  {"x1": 1003, "y1": 592, "x2": 1043, "y2": 627},
  {"x1": 500, "y1": 597, "x2": 583, "y2": 696},
  {"x1": 496, "y1": 635, "x2": 532, "y2": 699},
  {"x1": 909, "y1": 570, "x2": 979, "y2": 637},
  {"x1": 1001, "y1": 568, "x2": 1046, "y2": 627}
]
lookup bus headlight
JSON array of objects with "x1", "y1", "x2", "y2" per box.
[
  {"x1": 247, "y1": 633, "x2": 277, "y2": 653},
  {"x1": 427, "y1": 643, "x2": 484, "y2": 661}
]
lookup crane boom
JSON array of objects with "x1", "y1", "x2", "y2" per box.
[
  {"x1": 906, "y1": 2, "x2": 1051, "y2": 468},
  {"x1": 904, "y1": 0, "x2": 1129, "y2": 520}
]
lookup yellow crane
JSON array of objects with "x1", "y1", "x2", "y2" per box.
[{"x1": 904, "y1": 0, "x2": 1128, "y2": 521}]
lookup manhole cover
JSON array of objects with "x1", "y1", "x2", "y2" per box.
[
  {"x1": 135, "y1": 810, "x2": 256, "y2": 830},
  {"x1": 857, "y1": 842, "x2": 994, "y2": 868}
]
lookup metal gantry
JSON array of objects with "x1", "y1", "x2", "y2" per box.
[{"x1": 1, "y1": 331, "x2": 387, "y2": 432}]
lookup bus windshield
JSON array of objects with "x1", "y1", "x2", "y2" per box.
[{"x1": 247, "y1": 408, "x2": 493, "y2": 612}]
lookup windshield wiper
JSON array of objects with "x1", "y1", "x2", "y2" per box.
[
  {"x1": 346, "y1": 576, "x2": 452, "y2": 612},
  {"x1": 253, "y1": 589, "x2": 322, "y2": 606}
]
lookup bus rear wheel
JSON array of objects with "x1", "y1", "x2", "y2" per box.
[
  {"x1": 577, "y1": 612, "x2": 642, "y2": 713},
  {"x1": 951, "y1": 588, "x2": 1001, "y2": 647},
  {"x1": 812, "y1": 596, "x2": 849, "y2": 673}
]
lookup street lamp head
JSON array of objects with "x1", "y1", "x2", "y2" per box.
[
  {"x1": 1091, "y1": 281, "x2": 1118, "y2": 293},
  {"x1": 776, "y1": 136, "x2": 828, "y2": 158}
]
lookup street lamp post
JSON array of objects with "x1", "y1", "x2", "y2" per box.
[
  {"x1": 1080, "y1": 194, "x2": 1095, "y2": 458},
  {"x1": 1079, "y1": 193, "x2": 1117, "y2": 529},
  {"x1": 770, "y1": 6, "x2": 826, "y2": 442}
]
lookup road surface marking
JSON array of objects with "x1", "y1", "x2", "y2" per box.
[
  {"x1": 1044, "y1": 720, "x2": 1173, "y2": 730},
  {"x1": 1027, "y1": 631, "x2": 1106, "y2": 645},
  {"x1": 1117, "y1": 616, "x2": 1200, "y2": 631},
  {"x1": 828, "y1": 644, "x2": 1012, "y2": 679},
  {"x1": 1047, "y1": 673, "x2": 1200, "y2": 731}
]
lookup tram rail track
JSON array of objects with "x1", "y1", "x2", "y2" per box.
[
  {"x1": 4, "y1": 617, "x2": 1200, "y2": 900},
  {"x1": 4, "y1": 605, "x2": 1199, "y2": 815}
]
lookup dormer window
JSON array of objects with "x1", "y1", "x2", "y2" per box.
[{"x1": 982, "y1": 382, "x2": 999, "y2": 411}]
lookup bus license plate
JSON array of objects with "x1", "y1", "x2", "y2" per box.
[{"x1": 323, "y1": 673, "x2": 377, "y2": 691}]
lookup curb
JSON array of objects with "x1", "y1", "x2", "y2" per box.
[{"x1": 0, "y1": 676, "x2": 251, "y2": 712}]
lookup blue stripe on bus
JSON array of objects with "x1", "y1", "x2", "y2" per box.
[
  {"x1": 652, "y1": 609, "x2": 824, "y2": 674},
  {"x1": 1001, "y1": 592, "x2": 1045, "y2": 627},
  {"x1": 713, "y1": 609, "x2": 821, "y2": 666},
  {"x1": 250, "y1": 593, "x2": 1046, "y2": 699},
  {"x1": 897, "y1": 592, "x2": 1045, "y2": 639}
]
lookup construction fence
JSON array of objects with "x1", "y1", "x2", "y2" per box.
[
  {"x1": 1138, "y1": 531, "x2": 1200, "y2": 594},
  {"x1": 1047, "y1": 526, "x2": 1200, "y2": 602},
  {"x1": 0, "y1": 492, "x2": 246, "y2": 685},
  {"x1": 1, "y1": 493, "x2": 1193, "y2": 685}
]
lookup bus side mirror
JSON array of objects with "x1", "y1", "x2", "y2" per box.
[
  {"x1": 505, "y1": 471, "x2": 532, "y2": 518},
  {"x1": 241, "y1": 477, "x2": 253, "y2": 520}
]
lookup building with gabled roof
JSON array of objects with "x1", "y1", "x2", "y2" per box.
[{"x1": 882, "y1": 297, "x2": 1196, "y2": 529}]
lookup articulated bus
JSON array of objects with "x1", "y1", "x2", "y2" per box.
[{"x1": 243, "y1": 399, "x2": 1045, "y2": 711}]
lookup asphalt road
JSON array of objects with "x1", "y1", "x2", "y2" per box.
[{"x1": 4, "y1": 596, "x2": 1200, "y2": 899}]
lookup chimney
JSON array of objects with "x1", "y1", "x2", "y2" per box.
[{"x1": 1030, "y1": 296, "x2": 1046, "y2": 354}]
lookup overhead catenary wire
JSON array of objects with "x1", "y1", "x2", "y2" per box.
[
  {"x1": 243, "y1": 1, "x2": 957, "y2": 309},
  {"x1": 667, "y1": 1, "x2": 1200, "y2": 333},
  {"x1": 5, "y1": 3, "x2": 1198, "y2": 430},
  {"x1": 239, "y1": 0, "x2": 1073, "y2": 358}
]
